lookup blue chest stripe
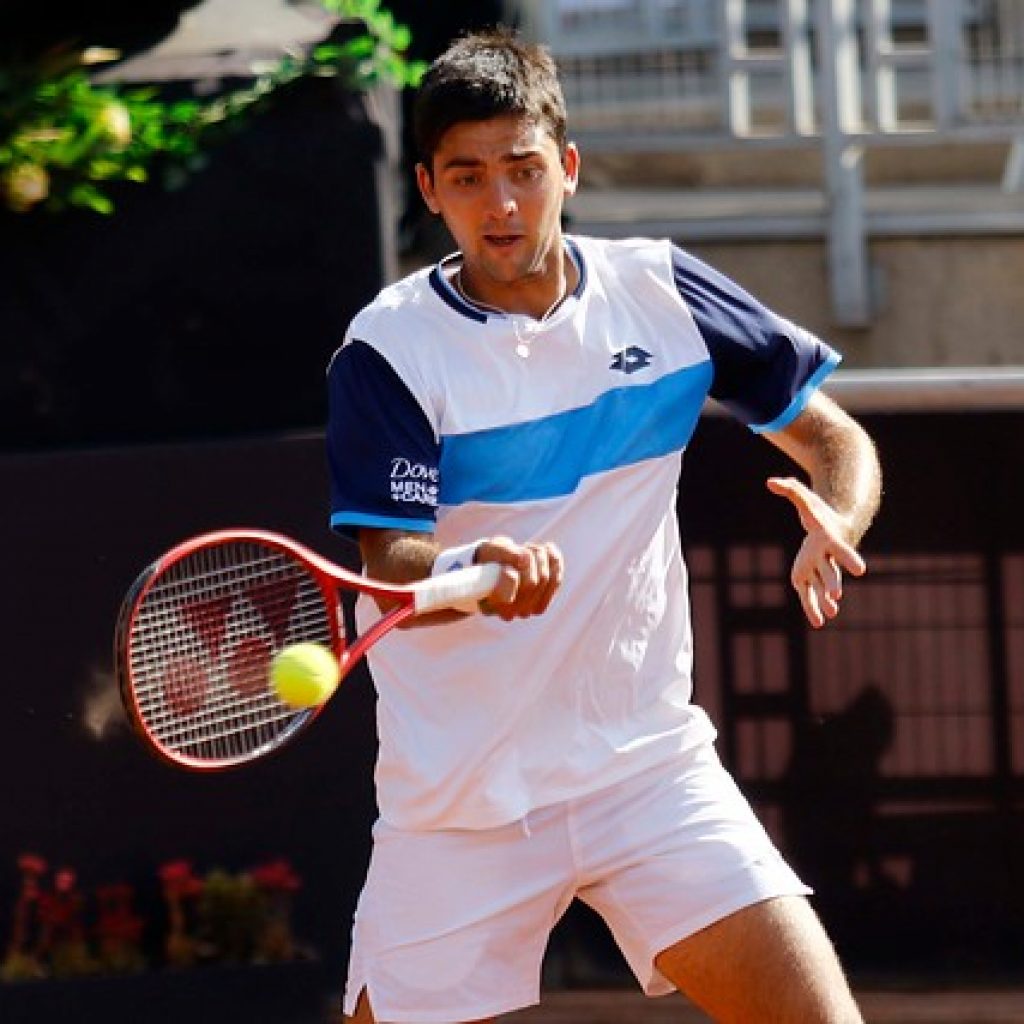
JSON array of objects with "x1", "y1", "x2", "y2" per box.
[{"x1": 439, "y1": 360, "x2": 714, "y2": 505}]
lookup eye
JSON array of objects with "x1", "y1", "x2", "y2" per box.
[
  {"x1": 451, "y1": 172, "x2": 482, "y2": 188},
  {"x1": 514, "y1": 165, "x2": 544, "y2": 183}
]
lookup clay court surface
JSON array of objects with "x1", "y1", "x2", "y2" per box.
[{"x1": 500, "y1": 986, "x2": 1024, "y2": 1023}]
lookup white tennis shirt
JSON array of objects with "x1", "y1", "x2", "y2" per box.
[{"x1": 327, "y1": 235, "x2": 839, "y2": 831}]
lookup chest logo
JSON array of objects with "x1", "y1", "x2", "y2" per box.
[{"x1": 610, "y1": 345, "x2": 653, "y2": 374}]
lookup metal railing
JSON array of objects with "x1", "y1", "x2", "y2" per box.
[
  {"x1": 513, "y1": 0, "x2": 1024, "y2": 326},
  {"x1": 517, "y1": 0, "x2": 1022, "y2": 138}
]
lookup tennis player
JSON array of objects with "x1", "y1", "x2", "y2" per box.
[{"x1": 327, "y1": 28, "x2": 881, "y2": 1024}]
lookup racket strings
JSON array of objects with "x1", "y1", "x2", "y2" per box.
[{"x1": 129, "y1": 542, "x2": 333, "y2": 762}]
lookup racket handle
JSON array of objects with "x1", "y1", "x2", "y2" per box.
[{"x1": 413, "y1": 562, "x2": 501, "y2": 615}]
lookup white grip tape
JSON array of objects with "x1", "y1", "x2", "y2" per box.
[{"x1": 413, "y1": 563, "x2": 501, "y2": 615}]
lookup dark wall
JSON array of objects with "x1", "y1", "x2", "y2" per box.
[
  {"x1": 683, "y1": 410, "x2": 1024, "y2": 975},
  {"x1": 0, "y1": 434, "x2": 375, "y2": 1020},
  {"x1": 684, "y1": 409, "x2": 1020, "y2": 553},
  {"x1": 0, "y1": 410, "x2": 1022, "y2": 1018},
  {"x1": 0, "y1": 0, "x2": 518, "y2": 456},
  {"x1": 0, "y1": 428, "x2": 376, "y2": 946},
  {"x1": 0, "y1": 78, "x2": 384, "y2": 451}
]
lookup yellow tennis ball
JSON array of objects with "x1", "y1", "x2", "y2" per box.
[{"x1": 270, "y1": 643, "x2": 340, "y2": 708}]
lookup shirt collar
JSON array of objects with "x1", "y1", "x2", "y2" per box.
[{"x1": 428, "y1": 237, "x2": 587, "y2": 324}]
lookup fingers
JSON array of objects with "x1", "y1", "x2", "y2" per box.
[
  {"x1": 767, "y1": 476, "x2": 838, "y2": 539},
  {"x1": 793, "y1": 542, "x2": 852, "y2": 628},
  {"x1": 521, "y1": 542, "x2": 564, "y2": 616},
  {"x1": 766, "y1": 476, "x2": 816, "y2": 529},
  {"x1": 769, "y1": 475, "x2": 870, "y2": 627},
  {"x1": 767, "y1": 477, "x2": 867, "y2": 574},
  {"x1": 796, "y1": 579, "x2": 823, "y2": 630},
  {"x1": 818, "y1": 553, "x2": 843, "y2": 599},
  {"x1": 474, "y1": 537, "x2": 565, "y2": 622},
  {"x1": 790, "y1": 565, "x2": 839, "y2": 626}
]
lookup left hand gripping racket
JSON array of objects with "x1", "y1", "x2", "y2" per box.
[{"x1": 115, "y1": 528, "x2": 499, "y2": 770}]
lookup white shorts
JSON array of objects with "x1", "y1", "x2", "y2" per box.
[{"x1": 343, "y1": 742, "x2": 810, "y2": 1023}]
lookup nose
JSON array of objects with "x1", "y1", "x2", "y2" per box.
[{"x1": 488, "y1": 180, "x2": 518, "y2": 218}]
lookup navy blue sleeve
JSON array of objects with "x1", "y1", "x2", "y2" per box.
[
  {"x1": 671, "y1": 244, "x2": 841, "y2": 431},
  {"x1": 326, "y1": 339, "x2": 440, "y2": 539}
]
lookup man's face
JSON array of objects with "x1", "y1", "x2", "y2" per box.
[{"x1": 416, "y1": 114, "x2": 579, "y2": 308}]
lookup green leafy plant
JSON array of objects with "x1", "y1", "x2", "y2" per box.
[{"x1": 0, "y1": 0, "x2": 426, "y2": 215}]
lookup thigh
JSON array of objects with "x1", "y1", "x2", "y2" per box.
[
  {"x1": 654, "y1": 895, "x2": 863, "y2": 1024},
  {"x1": 343, "y1": 810, "x2": 574, "y2": 1022},
  {"x1": 577, "y1": 744, "x2": 810, "y2": 995}
]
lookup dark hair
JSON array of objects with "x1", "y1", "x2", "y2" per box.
[{"x1": 413, "y1": 27, "x2": 567, "y2": 172}]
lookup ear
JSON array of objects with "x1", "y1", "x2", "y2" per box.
[
  {"x1": 416, "y1": 162, "x2": 441, "y2": 215},
  {"x1": 562, "y1": 142, "x2": 580, "y2": 198}
]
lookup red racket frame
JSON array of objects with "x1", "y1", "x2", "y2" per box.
[{"x1": 116, "y1": 529, "x2": 424, "y2": 770}]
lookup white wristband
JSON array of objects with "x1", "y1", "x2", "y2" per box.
[
  {"x1": 431, "y1": 541, "x2": 483, "y2": 578},
  {"x1": 431, "y1": 541, "x2": 486, "y2": 613}
]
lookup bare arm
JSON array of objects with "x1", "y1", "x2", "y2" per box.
[
  {"x1": 359, "y1": 528, "x2": 565, "y2": 625},
  {"x1": 763, "y1": 391, "x2": 882, "y2": 628}
]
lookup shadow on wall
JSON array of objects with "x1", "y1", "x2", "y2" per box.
[{"x1": 784, "y1": 684, "x2": 896, "y2": 899}]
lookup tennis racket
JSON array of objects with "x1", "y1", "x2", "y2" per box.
[{"x1": 115, "y1": 528, "x2": 499, "y2": 771}]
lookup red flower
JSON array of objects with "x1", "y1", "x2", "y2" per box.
[
  {"x1": 159, "y1": 861, "x2": 202, "y2": 897},
  {"x1": 158, "y1": 861, "x2": 193, "y2": 883},
  {"x1": 18, "y1": 853, "x2": 47, "y2": 876},
  {"x1": 250, "y1": 859, "x2": 301, "y2": 893},
  {"x1": 54, "y1": 868, "x2": 77, "y2": 894},
  {"x1": 95, "y1": 883, "x2": 144, "y2": 944}
]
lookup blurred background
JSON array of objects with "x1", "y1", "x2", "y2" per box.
[{"x1": 2, "y1": 1, "x2": 1023, "y2": 1021}]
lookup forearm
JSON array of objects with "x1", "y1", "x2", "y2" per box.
[
  {"x1": 360, "y1": 528, "x2": 441, "y2": 585},
  {"x1": 806, "y1": 416, "x2": 880, "y2": 545},
  {"x1": 358, "y1": 528, "x2": 467, "y2": 626},
  {"x1": 770, "y1": 394, "x2": 882, "y2": 546}
]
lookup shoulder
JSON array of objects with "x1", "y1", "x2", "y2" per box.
[
  {"x1": 570, "y1": 234, "x2": 674, "y2": 279},
  {"x1": 332, "y1": 265, "x2": 452, "y2": 392},
  {"x1": 347, "y1": 266, "x2": 436, "y2": 352},
  {"x1": 570, "y1": 235, "x2": 682, "y2": 309}
]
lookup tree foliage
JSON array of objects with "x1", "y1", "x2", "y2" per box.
[{"x1": 0, "y1": 0, "x2": 426, "y2": 215}]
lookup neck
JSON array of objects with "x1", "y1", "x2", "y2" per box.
[{"x1": 457, "y1": 242, "x2": 577, "y2": 320}]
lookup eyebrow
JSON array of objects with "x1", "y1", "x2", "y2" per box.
[{"x1": 439, "y1": 150, "x2": 543, "y2": 172}]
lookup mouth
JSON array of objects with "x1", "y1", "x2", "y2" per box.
[{"x1": 482, "y1": 232, "x2": 524, "y2": 249}]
